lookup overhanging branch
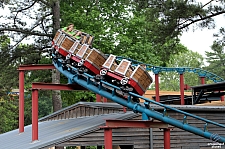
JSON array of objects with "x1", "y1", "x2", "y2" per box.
[
  {"x1": 0, "y1": 28, "x2": 52, "y2": 37},
  {"x1": 178, "y1": 11, "x2": 225, "y2": 30},
  {"x1": 202, "y1": 0, "x2": 215, "y2": 9},
  {"x1": 14, "y1": 1, "x2": 38, "y2": 25}
]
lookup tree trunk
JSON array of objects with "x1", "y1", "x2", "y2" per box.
[
  {"x1": 52, "y1": 1, "x2": 63, "y2": 149},
  {"x1": 51, "y1": 0, "x2": 62, "y2": 112},
  {"x1": 52, "y1": 69, "x2": 62, "y2": 111},
  {"x1": 52, "y1": 0, "x2": 61, "y2": 35}
]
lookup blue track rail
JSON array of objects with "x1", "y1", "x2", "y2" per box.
[
  {"x1": 53, "y1": 59, "x2": 225, "y2": 143},
  {"x1": 115, "y1": 56, "x2": 224, "y2": 82}
]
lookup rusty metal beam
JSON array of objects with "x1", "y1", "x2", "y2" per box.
[
  {"x1": 32, "y1": 82, "x2": 88, "y2": 91},
  {"x1": 18, "y1": 64, "x2": 55, "y2": 71},
  {"x1": 101, "y1": 119, "x2": 170, "y2": 129}
]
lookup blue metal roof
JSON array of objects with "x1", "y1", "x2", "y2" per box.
[{"x1": 0, "y1": 112, "x2": 138, "y2": 149}]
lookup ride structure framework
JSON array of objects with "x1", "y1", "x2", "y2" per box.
[
  {"x1": 51, "y1": 58, "x2": 225, "y2": 143},
  {"x1": 16, "y1": 29, "x2": 225, "y2": 148}
]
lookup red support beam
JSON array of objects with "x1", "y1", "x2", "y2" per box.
[
  {"x1": 104, "y1": 120, "x2": 169, "y2": 128},
  {"x1": 180, "y1": 74, "x2": 185, "y2": 105},
  {"x1": 155, "y1": 74, "x2": 160, "y2": 102},
  {"x1": 164, "y1": 128, "x2": 171, "y2": 149},
  {"x1": 96, "y1": 94, "x2": 101, "y2": 102},
  {"x1": 18, "y1": 64, "x2": 55, "y2": 71},
  {"x1": 32, "y1": 89, "x2": 39, "y2": 141},
  {"x1": 200, "y1": 77, "x2": 205, "y2": 84},
  {"x1": 184, "y1": 84, "x2": 191, "y2": 90},
  {"x1": 221, "y1": 95, "x2": 224, "y2": 101},
  {"x1": 104, "y1": 128, "x2": 112, "y2": 149},
  {"x1": 101, "y1": 120, "x2": 171, "y2": 149},
  {"x1": 103, "y1": 97, "x2": 107, "y2": 102},
  {"x1": 18, "y1": 64, "x2": 56, "y2": 133},
  {"x1": 19, "y1": 70, "x2": 25, "y2": 133},
  {"x1": 32, "y1": 82, "x2": 87, "y2": 91},
  {"x1": 30, "y1": 82, "x2": 88, "y2": 141},
  {"x1": 123, "y1": 107, "x2": 127, "y2": 113}
]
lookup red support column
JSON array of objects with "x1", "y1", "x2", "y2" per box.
[
  {"x1": 18, "y1": 64, "x2": 55, "y2": 133},
  {"x1": 180, "y1": 73, "x2": 185, "y2": 105},
  {"x1": 103, "y1": 97, "x2": 107, "y2": 102},
  {"x1": 104, "y1": 128, "x2": 112, "y2": 149},
  {"x1": 96, "y1": 94, "x2": 101, "y2": 102},
  {"x1": 200, "y1": 77, "x2": 205, "y2": 84},
  {"x1": 123, "y1": 107, "x2": 126, "y2": 113},
  {"x1": 32, "y1": 89, "x2": 39, "y2": 141},
  {"x1": 221, "y1": 95, "x2": 224, "y2": 101},
  {"x1": 164, "y1": 128, "x2": 171, "y2": 149},
  {"x1": 19, "y1": 70, "x2": 25, "y2": 133},
  {"x1": 155, "y1": 74, "x2": 160, "y2": 102}
]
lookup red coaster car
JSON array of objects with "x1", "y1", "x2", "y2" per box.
[
  {"x1": 51, "y1": 30, "x2": 106, "y2": 75},
  {"x1": 99, "y1": 54, "x2": 153, "y2": 96}
]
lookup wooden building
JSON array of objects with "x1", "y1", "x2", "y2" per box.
[
  {"x1": 1, "y1": 102, "x2": 225, "y2": 149},
  {"x1": 40, "y1": 102, "x2": 225, "y2": 149}
]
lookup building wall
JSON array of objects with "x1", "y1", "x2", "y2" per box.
[
  {"x1": 60, "y1": 116, "x2": 151, "y2": 149},
  {"x1": 42, "y1": 102, "x2": 225, "y2": 149},
  {"x1": 152, "y1": 110, "x2": 225, "y2": 149},
  {"x1": 59, "y1": 108, "x2": 225, "y2": 149}
]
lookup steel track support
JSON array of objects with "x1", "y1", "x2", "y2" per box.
[
  {"x1": 32, "y1": 89, "x2": 38, "y2": 141},
  {"x1": 19, "y1": 70, "x2": 25, "y2": 133},
  {"x1": 18, "y1": 64, "x2": 55, "y2": 133},
  {"x1": 180, "y1": 73, "x2": 185, "y2": 105},
  {"x1": 155, "y1": 73, "x2": 160, "y2": 102}
]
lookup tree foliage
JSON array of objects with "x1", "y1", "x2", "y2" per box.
[
  {"x1": 0, "y1": 101, "x2": 18, "y2": 134},
  {"x1": 204, "y1": 25, "x2": 225, "y2": 80},
  {"x1": 0, "y1": 0, "x2": 225, "y2": 114},
  {"x1": 133, "y1": 0, "x2": 225, "y2": 63},
  {"x1": 157, "y1": 49, "x2": 205, "y2": 91}
]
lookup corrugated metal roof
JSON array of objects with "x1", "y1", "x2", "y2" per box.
[
  {"x1": 39, "y1": 102, "x2": 126, "y2": 121},
  {"x1": 0, "y1": 112, "x2": 138, "y2": 149}
]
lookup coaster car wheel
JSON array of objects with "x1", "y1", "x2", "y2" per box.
[
  {"x1": 120, "y1": 77, "x2": 129, "y2": 85},
  {"x1": 95, "y1": 74, "x2": 104, "y2": 82},
  {"x1": 78, "y1": 59, "x2": 84, "y2": 67},
  {"x1": 71, "y1": 62, "x2": 78, "y2": 67},
  {"x1": 100, "y1": 69, "x2": 107, "y2": 76},
  {"x1": 121, "y1": 85, "x2": 133, "y2": 92},
  {"x1": 65, "y1": 53, "x2": 71, "y2": 60},
  {"x1": 78, "y1": 67, "x2": 88, "y2": 74}
]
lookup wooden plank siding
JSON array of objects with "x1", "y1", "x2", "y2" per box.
[
  {"x1": 152, "y1": 110, "x2": 225, "y2": 149},
  {"x1": 39, "y1": 103, "x2": 125, "y2": 122},
  {"x1": 40, "y1": 102, "x2": 225, "y2": 149},
  {"x1": 60, "y1": 128, "x2": 151, "y2": 149},
  {"x1": 59, "y1": 108, "x2": 225, "y2": 149}
]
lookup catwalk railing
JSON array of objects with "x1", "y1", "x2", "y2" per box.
[{"x1": 115, "y1": 56, "x2": 224, "y2": 82}]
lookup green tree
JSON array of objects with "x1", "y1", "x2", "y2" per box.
[
  {"x1": 1, "y1": 0, "x2": 225, "y2": 112},
  {"x1": 133, "y1": 0, "x2": 225, "y2": 63},
  {"x1": 0, "y1": 0, "x2": 62, "y2": 112},
  {"x1": 205, "y1": 40, "x2": 225, "y2": 79},
  {"x1": 60, "y1": 0, "x2": 184, "y2": 66},
  {"x1": 158, "y1": 49, "x2": 205, "y2": 91},
  {"x1": 0, "y1": 100, "x2": 18, "y2": 134},
  {"x1": 60, "y1": 75, "x2": 94, "y2": 107}
]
